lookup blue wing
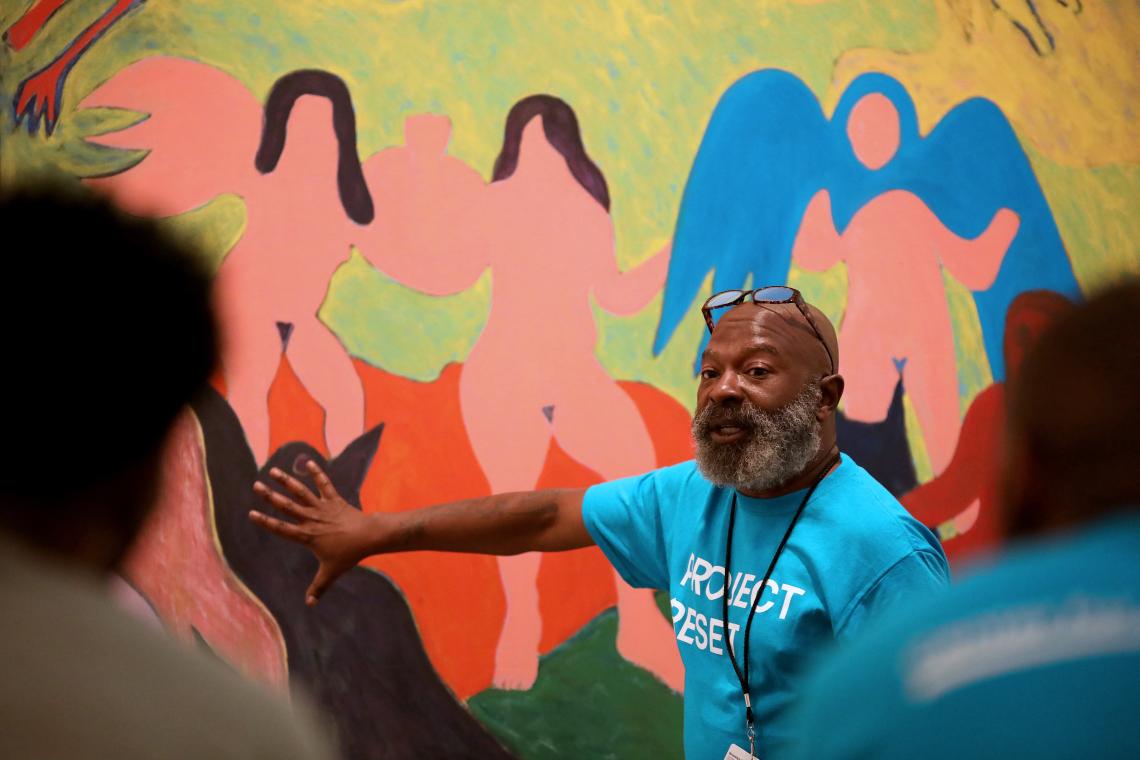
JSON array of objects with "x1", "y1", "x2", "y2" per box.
[{"x1": 654, "y1": 70, "x2": 838, "y2": 368}]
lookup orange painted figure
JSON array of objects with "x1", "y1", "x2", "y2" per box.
[
  {"x1": 81, "y1": 58, "x2": 371, "y2": 463},
  {"x1": 792, "y1": 92, "x2": 1021, "y2": 475},
  {"x1": 360, "y1": 99, "x2": 682, "y2": 691}
]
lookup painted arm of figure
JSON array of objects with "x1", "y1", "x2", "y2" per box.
[
  {"x1": 13, "y1": 0, "x2": 144, "y2": 136},
  {"x1": 592, "y1": 241, "x2": 672, "y2": 316},
  {"x1": 900, "y1": 454, "x2": 978, "y2": 531},
  {"x1": 938, "y1": 208, "x2": 1020, "y2": 291},
  {"x1": 900, "y1": 385, "x2": 1000, "y2": 527},
  {"x1": 791, "y1": 190, "x2": 845, "y2": 272},
  {"x1": 249, "y1": 460, "x2": 593, "y2": 605}
]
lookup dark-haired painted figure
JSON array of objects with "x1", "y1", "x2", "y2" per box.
[
  {"x1": 81, "y1": 59, "x2": 374, "y2": 463},
  {"x1": 361, "y1": 97, "x2": 679, "y2": 690}
]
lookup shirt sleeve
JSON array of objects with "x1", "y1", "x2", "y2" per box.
[
  {"x1": 835, "y1": 548, "x2": 950, "y2": 640},
  {"x1": 581, "y1": 470, "x2": 670, "y2": 590}
]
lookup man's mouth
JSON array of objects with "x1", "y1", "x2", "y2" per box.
[{"x1": 709, "y1": 423, "x2": 749, "y2": 443}]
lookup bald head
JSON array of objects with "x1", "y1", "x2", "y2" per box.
[
  {"x1": 1004, "y1": 278, "x2": 1140, "y2": 535},
  {"x1": 716, "y1": 300, "x2": 839, "y2": 377}
]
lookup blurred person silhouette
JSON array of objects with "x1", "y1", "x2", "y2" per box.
[
  {"x1": 787, "y1": 278, "x2": 1140, "y2": 760},
  {"x1": 0, "y1": 185, "x2": 335, "y2": 760}
]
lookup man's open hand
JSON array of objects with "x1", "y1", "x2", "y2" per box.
[{"x1": 249, "y1": 460, "x2": 381, "y2": 606}]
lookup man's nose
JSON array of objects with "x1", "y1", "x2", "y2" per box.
[{"x1": 709, "y1": 370, "x2": 743, "y2": 403}]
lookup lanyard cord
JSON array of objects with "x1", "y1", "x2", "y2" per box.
[{"x1": 721, "y1": 452, "x2": 840, "y2": 742}]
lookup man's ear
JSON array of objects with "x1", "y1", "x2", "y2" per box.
[{"x1": 818, "y1": 374, "x2": 844, "y2": 421}]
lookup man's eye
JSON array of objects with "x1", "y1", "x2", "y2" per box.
[
  {"x1": 746, "y1": 367, "x2": 770, "y2": 377},
  {"x1": 700, "y1": 368, "x2": 718, "y2": 380}
]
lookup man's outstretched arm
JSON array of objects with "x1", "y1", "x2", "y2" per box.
[{"x1": 249, "y1": 460, "x2": 592, "y2": 605}]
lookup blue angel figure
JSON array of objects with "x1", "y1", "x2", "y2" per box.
[
  {"x1": 657, "y1": 70, "x2": 1078, "y2": 382},
  {"x1": 658, "y1": 70, "x2": 1079, "y2": 479}
]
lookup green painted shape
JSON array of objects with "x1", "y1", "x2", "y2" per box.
[
  {"x1": 655, "y1": 588, "x2": 672, "y2": 620},
  {"x1": 942, "y1": 269, "x2": 993, "y2": 418},
  {"x1": 469, "y1": 608, "x2": 684, "y2": 760},
  {"x1": 902, "y1": 392, "x2": 934, "y2": 485},
  {"x1": 788, "y1": 261, "x2": 848, "y2": 342},
  {"x1": 318, "y1": 249, "x2": 490, "y2": 380},
  {"x1": 155, "y1": 193, "x2": 247, "y2": 273}
]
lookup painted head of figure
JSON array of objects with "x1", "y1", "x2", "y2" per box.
[
  {"x1": 1002, "y1": 289, "x2": 1074, "y2": 380},
  {"x1": 847, "y1": 92, "x2": 900, "y2": 171},
  {"x1": 1002, "y1": 279, "x2": 1140, "y2": 537},
  {"x1": 692, "y1": 301, "x2": 843, "y2": 496},
  {"x1": 491, "y1": 94, "x2": 610, "y2": 211}
]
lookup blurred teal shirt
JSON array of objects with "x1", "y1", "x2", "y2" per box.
[
  {"x1": 583, "y1": 454, "x2": 948, "y2": 760},
  {"x1": 787, "y1": 511, "x2": 1140, "y2": 760}
]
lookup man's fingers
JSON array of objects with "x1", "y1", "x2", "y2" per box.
[
  {"x1": 248, "y1": 510, "x2": 310, "y2": 544},
  {"x1": 306, "y1": 563, "x2": 338, "y2": 607},
  {"x1": 252, "y1": 482, "x2": 311, "y2": 520},
  {"x1": 269, "y1": 467, "x2": 319, "y2": 506},
  {"x1": 306, "y1": 459, "x2": 339, "y2": 501}
]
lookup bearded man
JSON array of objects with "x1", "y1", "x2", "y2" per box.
[{"x1": 251, "y1": 287, "x2": 949, "y2": 760}]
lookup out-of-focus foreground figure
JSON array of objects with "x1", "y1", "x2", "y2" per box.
[
  {"x1": 0, "y1": 185, "x2": 335, "y2": 760},
  {"x1": 788, "y1": 277, "x2": 1140, "y2": 760}
]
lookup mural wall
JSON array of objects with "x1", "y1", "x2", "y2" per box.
[{"x1": 3, "y1": 1, "x2": 1137, "y2": 757}]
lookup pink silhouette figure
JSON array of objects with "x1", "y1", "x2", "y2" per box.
[
  {"x1": 80, "y1": 58, "x2": 369, "y2": 463},
  {"x1": 792, "y1": 93, "x2": 1021, "y2": 474},
  {"x1": 360, "y1": 100, "x2": 682, "y2": 691},
  {"x1": 7, "y1": 0, "x2": 145, "y2": 136}
]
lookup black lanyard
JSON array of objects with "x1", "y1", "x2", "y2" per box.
[{"x1": 721, "y1": 452, "x2": 840, "y2": 758}]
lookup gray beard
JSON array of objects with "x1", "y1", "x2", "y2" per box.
[{"x1": 691, "y1": 383, "x2": 823, "y2": 493}]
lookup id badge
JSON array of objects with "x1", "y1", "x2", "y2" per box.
[{"x1": 723, "y1": 743, "x2": 754, "y2": 760}]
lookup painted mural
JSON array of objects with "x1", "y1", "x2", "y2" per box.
[{"x1": 3, "y1": 1, "x2": 1137, "y2": 757}]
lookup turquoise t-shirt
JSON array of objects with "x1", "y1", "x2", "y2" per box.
[
  {"x1": 582, "y1": 454, "x2": 949, "y2": 760},
  {"x1": 786, "y1": 511, "x2": 1140, "y2": 760}
]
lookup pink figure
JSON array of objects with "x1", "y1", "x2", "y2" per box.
[
  {"x1": 7, "y1": 0, "x2": 145, "y2": 136},
  {"x1": 121, "y1": 410, "x2": 288, "y2": 689},
  {"x1": 360, "y1": 100, "x2": 682, "y2": 691},
  {"x1": 80, "y1": 58, "x2": 368, "y2": 463},
  {"x1": 792, "y1": 93, "x2": 1021, "y2": 475}
]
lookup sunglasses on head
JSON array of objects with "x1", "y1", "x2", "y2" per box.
[{"x1": 701, "y1": 286, "x2": 836, "y2": 375}]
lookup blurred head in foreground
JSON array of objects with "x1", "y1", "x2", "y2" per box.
[
  {"x1": 0, "y1": 183, "x2": 218, "y2": 572},
  {"x1": 787, "y1": 277, "x2": 1140, "y2": 760},
  {"x1": 1001, "y1": 277, "x2": 1140, "y2": 536}
]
